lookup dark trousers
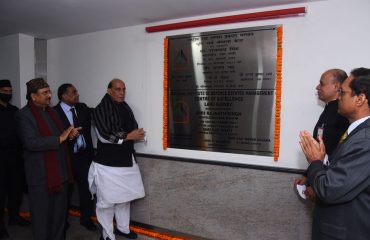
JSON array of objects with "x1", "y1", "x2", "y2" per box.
[
  {"x1": 0, "y1": 151, "x2": 24, "y2": 223},
  {"x1": 28, "y1": 182, "x2": 68, "y2": 240},
  {"x1": 69, "y1": 151, "x2": 94, "y2": 223}
]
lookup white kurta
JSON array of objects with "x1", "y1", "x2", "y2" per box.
[{"x1": 88, "y1": 159, "x2": 145, "y2": 208}]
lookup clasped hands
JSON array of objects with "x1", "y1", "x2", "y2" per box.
[
  {"x1": 59, "y1": 126, "x2": 82, "y2": 143},
  {"x1": 293, "y1": 131, "x2": 326, "y2": 202},
  {"x1": 299, "y1": 130, "x2": 326, "y2": 164}
]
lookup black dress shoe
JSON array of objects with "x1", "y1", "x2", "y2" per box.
[
  {"x1": 80, "y1": 221, "x2": 97, "y2": 231},
  {"x1": 8, "y1": 215, "x2": 30, "y2": 226},
  {"x1": 114, "y1": 229, "x2": 138, "y2": 239},
  {"x1": 100, "y1": 235, "x2": 111, "y2": 240}
]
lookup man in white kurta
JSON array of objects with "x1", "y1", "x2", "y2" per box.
[{"x1": 89, "y1": 79, "x2": 146, "y2": 240}]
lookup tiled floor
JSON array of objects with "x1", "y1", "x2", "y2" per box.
[{"x1": 4, "y1": 215, "x2": 153, "y2": 240}]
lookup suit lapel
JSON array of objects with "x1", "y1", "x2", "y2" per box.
[
  {"x1": 75, "y1": 104, "x2": 86, "y2": 124},
  {"x1": 55, "y1": 103, "x2": 71, "y2": 128},
  {"x1": 329, "y1": 118, "x2": 370, "y2": 164}
]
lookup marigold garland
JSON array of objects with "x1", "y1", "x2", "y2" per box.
[
  {"x1": 163, "y1": 37, "x2": 169, "y2": 150},
  {"x1": 70, "y1": 208, "x2": 188, "y2": 240},
  {"x1": 19, "y1": 209, "x2": 188, "y2": 240},
  {"x1": 274, "y1": 25, "x2": 283, "y2": 161},
  {"x1": 130, "y1": 226, "x2": 189, "y2": 240}
]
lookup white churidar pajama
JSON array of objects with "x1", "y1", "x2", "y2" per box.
[{"x1": 88, "y1": 158, "x2": 145, "y2": 240}]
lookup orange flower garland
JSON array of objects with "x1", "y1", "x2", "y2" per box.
[
  {"x1": 274, "y1": 25, "x2": 283, "y2": 161},
  {"x1": 130, "y1": 226, "x2": 189, "y2": 240},
  {"x1": 163, "y1": 37, "x2": 169, "y2": 150},
  {"x1": 19, "y1": 209, "x2": 188, "y2": 240}
]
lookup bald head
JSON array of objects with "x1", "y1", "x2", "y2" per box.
[
  {"x1": 107, "y1": 78, "x2": 126, "y2": 103},
  {"x1": 316, "y1": 69, "x2": 348, "y2": 103}
]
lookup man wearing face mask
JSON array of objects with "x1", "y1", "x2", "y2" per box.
[{"x1": 0, "y1": 79, "x2": 30, "y2": 239}]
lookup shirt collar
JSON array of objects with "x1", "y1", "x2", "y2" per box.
[
  {"x1": 348, "y1": 115, "x2": 370, "y2": 134},
  {"x1": 60, "y1": 101, "x2": 74, "y2": 112}
]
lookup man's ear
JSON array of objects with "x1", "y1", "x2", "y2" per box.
[
  {"x1": 334, "y1": 82, "x2": 340, "y2": 90},
  {"x1": 30, "y1": 92, "x2": 36, "y2": 101},
  {"x1": 356, "y1": 93, "x2": 367, "y2": 106}
]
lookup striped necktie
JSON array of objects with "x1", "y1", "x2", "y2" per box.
[{"x1": 70, "y1": 107, "x2": 79, "y2": 127}]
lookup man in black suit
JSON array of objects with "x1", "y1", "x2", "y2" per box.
[
  {"x1": 300, "y1": 73, "x2": 370, "y2": 240},
  {"x1": 0, "y1": 79, "x2": 30, "y2": 239},
  {"x1": 54, "y1": 84, "x2": 96, "y2": 231}
]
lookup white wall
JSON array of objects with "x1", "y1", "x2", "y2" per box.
[
  {"x1": 0, "y1": 34, "x2": 35, "y2": 107},
  {"x1": 0, "y1": 34, "x2": 20, "y2": 107},
  {"x1": 19, "y1": 34, "x2": 35, "y2": 106},
  {"x1": 47, "y1": 0, "x2": 370, "y2": 170}
]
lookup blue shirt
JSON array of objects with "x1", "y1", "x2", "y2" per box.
[
  {"x1": 60, "y1": 101, "x2": 86, "y2": 152},
  {"x1": 60, "y1": 101, "x2": 74, "y2": 126}
]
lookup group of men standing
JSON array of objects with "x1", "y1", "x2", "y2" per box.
[
  {"x1": 1, "y1": 67, "x2": 370, "y2": 240},
  {"x1": 0, "y1": 78, "x2": 145, "y2": 240}
]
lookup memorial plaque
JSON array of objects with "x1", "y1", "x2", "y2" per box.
[{"x1": 167, "y1": 25, "x2": 279, "y2": 156}]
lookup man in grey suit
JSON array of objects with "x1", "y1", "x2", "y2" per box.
[
  {"x1": 16, "y1": 78, "x2": 81, "y2": 240},
  {"x1": 300, "y1": 72, "x2": 370, "y2": 240}
]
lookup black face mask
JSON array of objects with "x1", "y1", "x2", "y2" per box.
[{"x1": 0, "y1": 93, "x2": 12, "y2": 103}]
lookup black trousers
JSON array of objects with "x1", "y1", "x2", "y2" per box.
[
  {"x1": 68, "y1": 151, "x2": 94, "y2": 223},
  {"x1": 0, "y1": 150, "x2": 24, "y2": 223},
  {"x1": 28, "y1": 182, "x2": 68, "y2": 240}
]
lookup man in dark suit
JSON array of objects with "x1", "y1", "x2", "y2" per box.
[
  {"x1": 300, "y1": 73, "x2": 370, "y2": 240},
  {"x1": 0, "y1": 79, "x2": 30, "y2": 239},
  {"x1": 16, "y1": 78, "x2": 80, "y2": 240},
  {"x1": 54, "y1": 83, "x2": 96, "y2": 231}
]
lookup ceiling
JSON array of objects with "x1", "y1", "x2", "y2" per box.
[{"x1": 0, "y1": 0, "x2": 319, "y2": 39}]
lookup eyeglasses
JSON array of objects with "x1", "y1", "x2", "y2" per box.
[{"x1": 337, "y1": 88, "x2": 351, "y2": 96}]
